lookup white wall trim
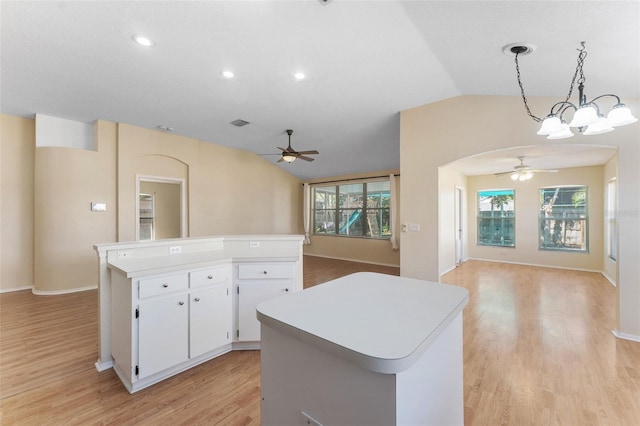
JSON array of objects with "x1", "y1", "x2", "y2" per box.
[
  {"x1": 611, "y1": 329, "x2": 640, "y2": 343},
  {"x1": 0, "y1": 285, "x2": 34, "y2": 294},
  {"x1": 465, "y1": 257, "x2": 603, "y2": 274},
  {"x1": 32, "y1": 285, "x2": 97, "y2": 295},
  {"x1": 439, "y1": 265, "x2": 457, "y2": 277},
  {"x1": 303, "y1": 253, "x2": 399, "y2": 269},
  {"x1": 601, "y1": 271, "x2": 617, "y2": 287}
]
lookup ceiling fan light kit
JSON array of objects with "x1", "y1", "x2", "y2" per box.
[
  {"x1": 495, "y1": 156, "x2": 558, "y2": 181},
  {"x1": 508, "y1": 41, "x2": 637, "y2": 140}
]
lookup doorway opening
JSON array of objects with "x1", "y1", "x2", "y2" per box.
[{"x1": 136, "y1": 176, "x2": 187, "y2": 241}]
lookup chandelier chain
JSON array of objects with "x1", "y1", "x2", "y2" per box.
[
  {"x1": 514, "y1": 52, "x2": 542, "y2": 122},
  {"x1": 564, "y1": 49, "x2": 587, "y2": 103}
]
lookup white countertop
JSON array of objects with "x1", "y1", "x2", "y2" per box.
[
  {"x1": 109, "y1": 250, "x2": 299, "y2": 278},
  {"x1": 257, "y1": 272, "x2": 469, "y2": 374}
]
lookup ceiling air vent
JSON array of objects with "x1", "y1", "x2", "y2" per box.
[{"x1": 230, "y1": 119, "x2": 250, "y2": 127}]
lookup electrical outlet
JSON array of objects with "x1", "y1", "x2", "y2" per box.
[
  {"x1": 169, "y1": 246, "x2": 182, "y2": 254},
  {"x1": 249, "y1": 241, "x2": 260, "y2": 248},
  {"x1": 409, "y1": 223, "x2": 421, "y2": 232},
  {"x1": 117, "y1": 250, "x2": 133, "y2": 259}
]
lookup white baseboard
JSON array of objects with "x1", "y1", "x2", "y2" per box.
[
  {"x1": 465, "y1": 257, "x2": 603, "y2": 274},
  {"x1": 303, "y1": 253, "x2": 399, "y2": 268},
  {"x1": 0, "y1": 285, "x2": 33, "y2": 294},
  {"x1": 95, "y1": 358, "x2": 114, "y2": 372},
  {"x1": 601, "y1": 271, "x2": 617, "y2": 287},
  {"x1": 32, "y1": 285, "x2": 97, "y2": 295},
  {"x1": 612, "y1": 329, "x2": 640, "y2": 343}
]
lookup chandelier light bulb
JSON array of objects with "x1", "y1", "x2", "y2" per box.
[
  {"x1": 537, "y1": 115, "x2": 563, "y2": 135},
  {"x1": 547, "y1": 123, "x2": 574, "y2": 139},
  {"x1": 569, "y1": 105, "x2": 600, "y2": 128},
  {"x1": 583, "y1": 116, "x2": 614, "y2": 136},
  {"x1": 607, "y1": 105, "x2": 638, "y2": 127}
]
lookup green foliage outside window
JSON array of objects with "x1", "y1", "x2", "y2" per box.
[
  {"x1": 539, "y1": 186, "x2": 588, "y2": 252},
  {"x1": 477, "y1": 190, "x2": 515, "y2": 247}
]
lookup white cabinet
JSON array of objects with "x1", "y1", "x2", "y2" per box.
[
  {"x1": 190, "y1": 286, "x2": 231, "y2": 358},
  {"x1": 138, "y1": 293, "x2": 189, "y2": 378},
  {"x1": 235, "y1": 262, "x2": 294, "y2": 342},
  {"x1": 110, "y1": 263, "x2": 232, "y2": 392}
]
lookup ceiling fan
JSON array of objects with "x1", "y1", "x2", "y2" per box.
[
  {"x1": 494, "y1": 156, "x2": 558, "y2": 181},
  {"x1": 277, "y1": 129, "x2": 319, "y2": 163}
]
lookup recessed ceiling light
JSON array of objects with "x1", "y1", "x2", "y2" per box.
[
  {"x1": 132, "y1": 34, "x2": 155, "y2": 47},
  {"x1": 293, "y1": 72, "x2": 306, "y2": 81},
  {"x1": 221, "y1": 70, "x2": 234, "y2": 79}
]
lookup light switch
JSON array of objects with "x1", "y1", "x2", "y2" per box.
[{"x1": 91, "y1": 202, "x2": 107, "y2": 212}]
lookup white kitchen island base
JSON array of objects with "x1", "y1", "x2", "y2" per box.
[{"x1": 257, "y1": 272, "x2": 469, "y2": 426}]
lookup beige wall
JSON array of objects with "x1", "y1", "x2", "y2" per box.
[
  {"x1": 32, "y1": 120, "x2": 117, "y2": 293},
  {"x1": 467, "y1": 165, "x2": 605, "y2": 271},
  {"x1": 303, "y1": 170, "x2": 400, "y2": 267},
  {"x1": 1, "y1": 116, "x2": 302, "y2": 293},
  {"x1": 1, "y1": 115, "x2": 35, "y2": 292},
  {"x1": 400, "y1": 95, "x2": 640, "y2": 338}
]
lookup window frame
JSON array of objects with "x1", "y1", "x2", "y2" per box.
[
  {"x1": 476, "y1": 189, "x2": 516, "y2": 248},
  {"x1": 312, "y1": 179, "x2": 391, "y2": 240},
  {"x1": 538, "y1": 185, "x2": 589, "y2": 253}
]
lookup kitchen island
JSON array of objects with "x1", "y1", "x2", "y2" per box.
[{"x1": 257, "y1": 272, "x2": 469, "y2": 426}]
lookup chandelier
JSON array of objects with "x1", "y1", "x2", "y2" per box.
[{"x1": 508, "y1": 42, "x2": 637, "y2": 139}]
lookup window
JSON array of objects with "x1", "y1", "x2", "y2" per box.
[
  {"x1": 477, "y1": 190, "x2": 515, "y2": 247},
  {"x1": 539, "y1": 186, "x2": 588, "y2": 252},
  {"x1": 313, "y1": 181, "x2": 391, "y2": 239},
  {"x1": 607, "y1": 179, "x2": 617, "y2": 261}
]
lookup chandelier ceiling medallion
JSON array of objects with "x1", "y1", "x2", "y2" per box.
[{"x1": 506, "y1": 41, "x2": 637, "y2": 139}]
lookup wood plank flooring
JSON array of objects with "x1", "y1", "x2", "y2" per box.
[{"x1": 1, "y1": 257, "x2": 639, "y2": 425}]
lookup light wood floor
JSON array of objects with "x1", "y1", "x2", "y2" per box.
[{"x1": 1, "y1": 257, "x2": 639, "y2": 425}]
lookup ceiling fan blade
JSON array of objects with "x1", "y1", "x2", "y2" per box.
[
  {"x1": 277, "y1": 147, "x2": 288, "y2": 152},
  {"x1": 529, "y1": 169, "x2": 558, "y2": 173},
  {"x1": 493, "y1": 171, "x2": 514, "y2": 176},
  {"x1": 297, "y1": 155, "x2": 315, "y2": 162},
  {"x1": 296, "y1": 150, "x2": 319, "y2": 155},
  {"x1": 277, "y1": 157, "x2": 285, "y2": 163}
]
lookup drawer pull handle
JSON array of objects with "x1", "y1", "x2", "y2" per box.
[
  {"x1": 194, "y1": 297, "x2": 200, "y2": 302},
  {"x1": 207, "y1": 275, "x2": 213, "y2": 279},
  {"x1": 162, "y1": 283, "x2": 169, "y2": 288},
  {"x1": 178, "y1": 301, "x2": 185, "y2": 306}
]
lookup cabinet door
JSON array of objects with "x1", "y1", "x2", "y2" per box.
[
  {"x1": 238, "y1": 281, "x2": 291, "y2": 341},
  {"x1": 138, "y1": 294, "x2": 189, "y2": 379},
  {"x1": 190, "y1": 286, "x2": 231, "y2": 358}
]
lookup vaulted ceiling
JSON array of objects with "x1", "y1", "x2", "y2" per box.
[{"x1": 2, "y1": 1, "x2": 638, "y2": 179}]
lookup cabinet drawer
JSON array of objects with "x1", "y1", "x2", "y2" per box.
[
  {"x1": 237, "y1": 263, "x2": 294, "y2": 280},
  {"x1": 190, "y1": 265, "x2": 230, "y2": 288},
  {"x1": 138, "y1": 273, "x2": 189, "y2": 299}
]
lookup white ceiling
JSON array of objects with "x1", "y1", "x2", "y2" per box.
[{"x1": 1, "y1": 1, "x2": 638, "y2": 180}]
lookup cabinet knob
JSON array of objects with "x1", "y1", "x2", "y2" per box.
[
  {"x1": 262, "y1": 270, "x2": 268, "y2": 275},
  {"x1": 207, "y1": 275, "x2": 213, "y2": 279},
  {"x1": 285, "y1": 288, "x2": 289, "y2": 292},
  {"x1": 178, "y1": 301, "x2": 185, "y2": 306},
  {"x1": 162, "y1": 283, "x2": 169, "y2": 288},
  {"x1": 194, "y1": 297, "x2": 200, "y2": 302}
]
